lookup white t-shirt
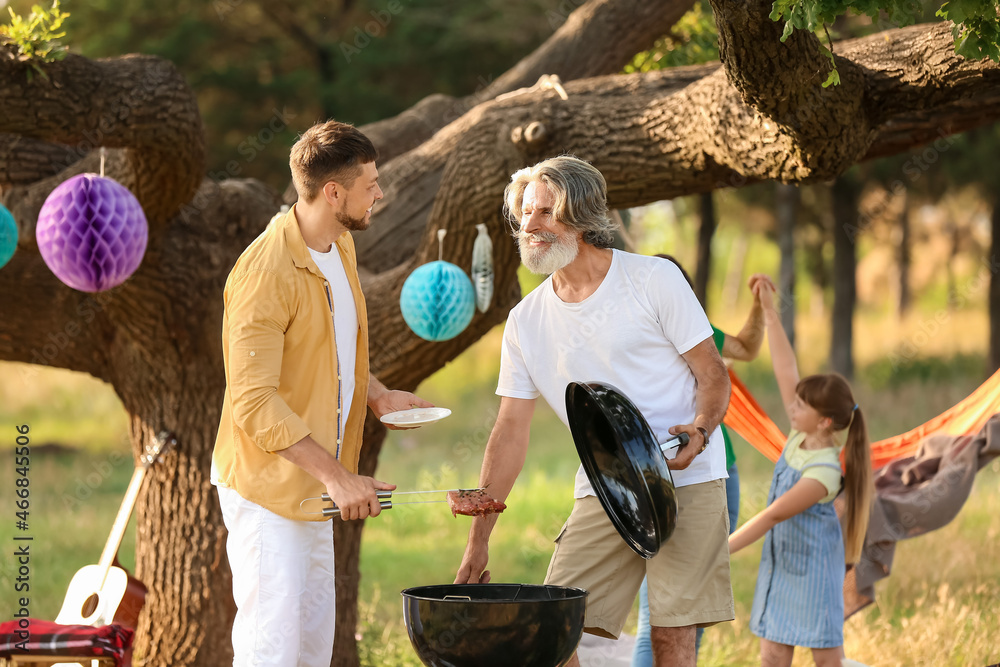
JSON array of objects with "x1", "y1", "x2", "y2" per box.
[
  {"x1": 497, "y1": 250, "x2": 726, "y2": 496},
  {"x1": 309, "y1": 245, "x2": 358, "y2": 448}
]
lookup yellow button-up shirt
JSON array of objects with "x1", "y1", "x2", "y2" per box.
[{"x1": 212, "y1": 205, "x2": 370, "y2": 520}]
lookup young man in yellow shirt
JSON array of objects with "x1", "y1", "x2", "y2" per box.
[{"x1": 212, "y1": 120, "x2": 431, "y2": 666}]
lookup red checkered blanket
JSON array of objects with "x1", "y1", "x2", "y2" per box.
[{"x1": 0, "y1": 619, "x2": 133, "y2": 665}]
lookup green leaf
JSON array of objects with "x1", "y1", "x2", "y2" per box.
[
  {"x1": 1, "y1": 0, "x2": 69, "y2": 63},
  {"x1": 766, "y1": 0, "x2": 999, "y2": 67},
  {"x1": 941, "y1": 0, "x2": 969, "y2": 23},
  {"x1": 822, "y1": 67, "x2": 841, "y2": 88},
  {"x1": 626, "y1": 1, "x2": 721, "y2": 70}
]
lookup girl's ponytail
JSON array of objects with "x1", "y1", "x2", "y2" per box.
[
  {"x1": 797, "y1": 373, "x2": 874, "y2": 564},
  {"x1": 841, "y1": 405, "x2": 873, "y2": 563}
]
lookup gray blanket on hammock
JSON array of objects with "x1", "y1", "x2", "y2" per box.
[{"x1": 842, "y1": 413, "x2": 1000, "y2": 618}]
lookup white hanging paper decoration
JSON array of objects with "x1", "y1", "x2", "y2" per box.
[{"x1": 471, "y1": 224, "x2": 494, "y2": 313}]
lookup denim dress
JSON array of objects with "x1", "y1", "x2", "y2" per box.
[{"x1": 749, "y1": 442, "x2": 845, "y2": 648}]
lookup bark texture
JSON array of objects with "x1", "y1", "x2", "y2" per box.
[{"x1": 3, "y1": 1, "x2": 1000, "y2": 665}]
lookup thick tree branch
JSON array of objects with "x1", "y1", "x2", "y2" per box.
[
  {"x1": 850, "y1": 22, "x2": 1000, "y2": 149},
  {"x1": 0, "y1": 48, "x2": 205, "y2": 221},
  {"x1": 0, "y1": 152, "x2": 121, "y2": 378},
  {"x1": 358, "y1": 19, "x2": 1000, "y2": 307},
  {"x1": 0, "y1": 51, "x2": 212, "y2": 379},
  {"x1": 481, "y1": 0, "x2": 698, "y2": 98},
  {"x1": 0, "y1": 134, "x2": 84, "y2": 188},
  {"x1": 0, "y1": 248, "x2": 114, "y2": 378},
  {"x1": 707, "y1": 0, "x2": 873, "y2": 177},
  {"x1": 359, "y1": 0, "x2": 697, "y2": 162},
  {"x1": 355, "y1": 62, "x2": 721, "y2": 272},
  {"x1": 709, "y1": 0, "x2": 836, "y2": 111}
]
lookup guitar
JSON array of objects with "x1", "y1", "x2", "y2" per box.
[{"x1": 55, "y1": 431, "x2": 176, "y2": 628}]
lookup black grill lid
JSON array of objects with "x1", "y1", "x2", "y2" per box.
[{"x1": 564, "y1": 381, "x2": 678, "y2": 559}]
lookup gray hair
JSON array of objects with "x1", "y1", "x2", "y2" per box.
[{"x1": 503, "y1": 155, "x2": 616, "y2": 248}]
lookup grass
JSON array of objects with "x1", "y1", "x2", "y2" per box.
[{"x1": 0, "y1": 362, "x2": 130, "y2": 452}]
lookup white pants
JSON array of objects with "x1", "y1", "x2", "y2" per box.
[{"x1": 217, "y1": 486, "x2": 337, "y2": 667}]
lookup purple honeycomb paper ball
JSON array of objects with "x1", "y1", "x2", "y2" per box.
[{"x1": 36, "y1": 174, "x2": 148, "y2": 292}]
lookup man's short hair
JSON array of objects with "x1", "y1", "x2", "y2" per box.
[
  {"x1": 289, "y1": 120, "x2": 378, "y2": 203},
  {"x1": 503, "y1": 155, "x2": 617, "y2": 248}
]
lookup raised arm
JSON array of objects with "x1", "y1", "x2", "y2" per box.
[
  {"x1": 720, "y1": 275, "x2": 772, "y2": 361},
  {"x1": 728, "y1": 478, "x2": 827, "y2": 554},
  {"x1": 751, "y1": 273, "x2": 799, "y2": 416},
  {"x1": 454, "y1": 396, "x2": 535, "y2": 584}
]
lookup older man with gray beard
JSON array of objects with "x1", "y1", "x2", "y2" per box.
[{"x1": 454, "y1": 156, "x2": 734, "y2": 667}]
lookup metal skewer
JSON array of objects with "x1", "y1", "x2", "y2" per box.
[
  {"x1": 299, "y1": 487, "x2": 486, "y2": 517},
  {"x1": 318, "y1": 487, "x2": 484, "y2": 502},
  {"x1": 319, "y1": 499, "x2": 449, "y2": 518}
]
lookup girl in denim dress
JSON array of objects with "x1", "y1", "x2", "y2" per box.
[{"x1": 729, "y1": 274, "x2": 873, "y2": 667}]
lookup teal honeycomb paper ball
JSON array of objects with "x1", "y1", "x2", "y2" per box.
[
  {"x1": 400, "y1": 261, "x2": 475, "y2": 341},
  {"x1": 0, "y1": 204, "x2": 16, "y2": 269}
]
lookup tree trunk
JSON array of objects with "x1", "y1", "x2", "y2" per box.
[
  {"x1": 330, "y1": 417, "x2": 388, "y2": 667},
  {"x1": 695, "y1": 192, "x2": 716, "y2": 309},
  {"x1": 776, "y1": 183, "x2": 799, "y2": 347},
  {"x1": 615, "y1": 208, "x2": 634, "y2": 251},
  {"x1": 831, "y1": 175, "x2": 860, "y2": 380},
  {"x1": 897, "y1": 188, "x2": 912, "y2": 319},
  {"x1": 990, "y1": 199, "x2": 1000, "y2": 374},
  {"x1": 947, "y1": 218, "x2": 961, "y2": 311}
]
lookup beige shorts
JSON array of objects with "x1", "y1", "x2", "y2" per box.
[{"x1": 543, "y1": 479, "x2": 734, "y2": 638}]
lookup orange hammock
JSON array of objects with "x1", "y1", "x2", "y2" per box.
[{"x1": 723, "y1": 367, "x2": 1000, "y2": 469}]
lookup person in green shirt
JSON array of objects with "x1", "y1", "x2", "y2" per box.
[{"x1": 632, "y1": 255, "x2": 772, "y2": 665}]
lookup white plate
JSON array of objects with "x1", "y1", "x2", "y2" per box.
[{"x1": 379, "y1": 407, "x2": 452, "y2": 426}]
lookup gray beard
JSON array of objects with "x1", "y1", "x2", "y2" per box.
[{"x1": 518, "y1": 230, "x2": 579, "y2": 275}]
